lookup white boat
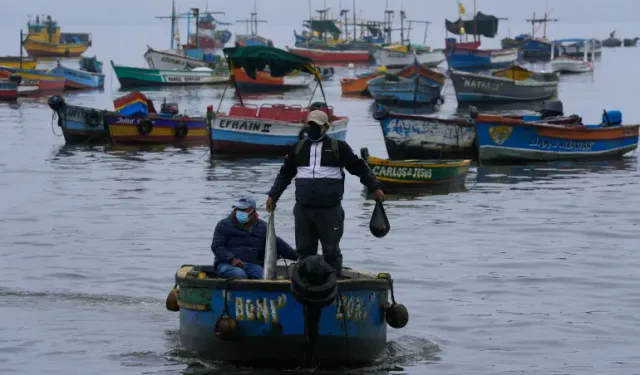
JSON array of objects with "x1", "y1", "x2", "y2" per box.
[
  {"x1": 144, "y1": 46, "x2": 212, "y2": 70},
  {"x1": 374, "y1": 48, "x2": 446, "y2": 68},
  {"x1": 550, "y1": 40, "x2": 594, "y2": 74}
]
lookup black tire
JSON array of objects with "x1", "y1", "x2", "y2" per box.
[
  {"x1": 138, "y1": 119, "x2": 153, "y2": 135},
  {"x1": 175, "y1": 123, "x2": 189, "y2": 138},
  {"x1": 84, "y1": 110, "x2": 101, "y2": 128}
]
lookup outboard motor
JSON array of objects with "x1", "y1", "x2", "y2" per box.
[
  {"x1": 539, "y1": 100, "x2": 564, "y2": 119},
  {"x1": 8, "y1": 73, "x2": 22, "y2": 86},
  {"x1": 160, "y1": 102, "x2": 179, "y2": 116}
]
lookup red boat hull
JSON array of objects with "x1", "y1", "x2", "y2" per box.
[
  {"x1": 188, "y1": 34, "x2": 226, "y2": 49},
  {"x1": 0, "y1": 88, "x2": 18, "y2": 101},
  {"x1": 286, "y1": 46, "x2": 371, "y2": 64}
]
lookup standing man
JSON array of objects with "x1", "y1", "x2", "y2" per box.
[{"x1": 266, "y1": 109, "x2": 385, "y2": 275}]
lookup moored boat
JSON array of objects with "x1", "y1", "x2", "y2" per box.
[
  {"x1": 285, "y1": 46, "x2": 371, "y2": 64},
  {"x1": 144, "y1": 46, "x2": 219, "y2": 70},
  {"x1": 366, "y1": 63, "x2": 447, "y2": 106},
  {"x1": 372, "y1": 101, "x2": 584, "y2": 160},
  {"x1": 0, "y1": 56, "x2": 37, "y2": 70},
  {"x1": 475, "y1": 110, "x2": 640, "y2": 163},
  {"x1": 110, "y1": 61, "x2": 230, "y2": 88},
  {"x1": 446, "y1": 44, "x2": 518, "y2": 70},
  {"x1": 552, "y1": 38, "x2": 601, "y2": 60},
  {"x1": 340, "y1": 71, "x2": 382, "y2": 96},
  {"x1": 623, "y1": 37, "x2": 639, "y2": 47},
  {"x1": 22, "y1": 15, "x2": 91, "y2": 58},
  {"x1": 450, "y1": 64, "x2": 559, "y2": 104},
  {"x1": 549, "y1": 40, "x2": 593, "y2": 74},
  {"x1": 233, "y1": 67, "x2": 315, "y2": 92},
  {"x1": 0, "y1": 78, "x2": 19, "y2": 101},
  {"x1": 360, "y1": 147, "x2": 471, "y2": 191},
  {"x1": 106, "y1": 102, "x2": 208, "y2": 146},
  {"x1": 47, "y1": 95, "x2": 110, "y2": 143},
  {"x1": 0, "y1": 67, "x2": 66, "y2": 94},
  {"x1": 209, "y1": 45, "x2": 348, "y2": 154},
  {"x1": 47, "y1": 59, "x2": 105, "y2": 89},
  {"x1": 373, "y1": 48, "x2": 446, "y2": 68}
]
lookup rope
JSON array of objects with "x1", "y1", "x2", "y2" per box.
[{"x1": 50, "y1": 111, "x2": 62, "y2": 137}]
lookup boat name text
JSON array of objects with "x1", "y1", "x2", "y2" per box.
[
  {"x1": 461, "y1": 77, "x2": 502, "y2": 92},
  {"x1": 218, "y1": 119, "x2": 272, "y2": 133},
  {"x1": 235, "y1": 294, "x2": 287, "y2": 323},
  {"x1": 335, "y1": 293, "x2": 377, "y2": 321},
  {"x1": 371, "y1": 165, "x2": 433, "y2": 179},
  {"x1": 529, "y1": 137, "x2": 596, "y2": 151}
]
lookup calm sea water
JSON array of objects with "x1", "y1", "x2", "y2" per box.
[{"x1": 2, "y1": 14, "x2": 640, "y2": 375}]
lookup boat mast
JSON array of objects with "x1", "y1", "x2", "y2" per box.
[
  {"x1": 352, "y1": 0, "x2": 356, "y2": 41},
  {"x1": 473, "y1": 0, "x2": 477, "y2": 43}
]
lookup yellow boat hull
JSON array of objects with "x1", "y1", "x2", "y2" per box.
[
  {"x1": 23, "y1": 39, "x2": 89, "y2": 58},
  {"x1": 0, "y1": 58, "x2": 37, "y2": 70}
]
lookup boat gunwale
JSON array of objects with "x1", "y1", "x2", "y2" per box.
[
  {"x1": 450, "y1": 68, "x2": 559, "y2": 85},
  {"x1": 379, "y1": 110, "x2": 475, "y2": 126},
  {"x1": 476, "y1": 114, "x2": 640, "y2": 132},
  {"x1": 367, "y1": 156, "x2": 472, "y2": 168},
  {"x1": 175, "y1": 265, "x2": 390, "y2": 291}
]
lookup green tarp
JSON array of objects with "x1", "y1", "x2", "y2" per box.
[
  {"x1": 303, "y1": 20, "x2": 342, "y2": 39},
  {"x1": 445, "y1": 12, "x2": 499, "y2": 38},
  {"x1": 223, "y1": 46, "x2": 319, "y2": 79}
]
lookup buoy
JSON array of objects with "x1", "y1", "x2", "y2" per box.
[
  {"x1": 166, "y1": 288, "x2": 180, "y2": 312},
  {"x1": 385, "y1": 302, "x2": 409, "y2": 328},
  {"x1": 377, "y1": 65, "x2": 388, "y2": 73},
  {"x1": 214, "y1": 316, "x2": 238, "y2": 341}
]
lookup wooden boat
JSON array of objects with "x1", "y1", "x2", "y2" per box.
[
  {"x1": 144, "y1": 46, "x2": 215, "y2": 70},
  {"x1": 450, "y1": 64, "x2": 559, "y2": 104},
  {"x1": 232, "y1": 67, "x2": 315, "y2": 92},
  {"x1": 0, "y1": 79, "x2": 19, "y2": 101},
  {"x1": 110, "y1": 61, "x2": 230, "y2": 88},
  {"x1": 372, "y1": 101, "x2": 584, "y2": 160},
  {"x1": 373, "y1": 48, "x2": 446, "y2": 68},
  {"x1": 360, "y1": 147, "x2": 471, "y2": 191},
  {"x1": 47, "y1": 95, "x2": 110, "y2": 143},
  {"x1": 0, "y1": 56, "x2": 37, "y2": 70},
  {"x1": 552, "y1": 38, "x2": 601, "y2": 60},
  {"x1": 340, "y1": 71, "x2": 382, "y2": 95},
  {"x1": 0, "y1": 67, "x2": 66, "y2": 94},
  {"x1": 366, "y1": 63, "x2": 447, "y2": 106},
  {"x1": 166, "y1": 263, "x2": 406, "y2": 368},
  {"x1": 209, "y1": 46, "x2": 348, "y2": 154},
  {"x1": 475, "y1": 110, "x2": 640, "y2": 163},
  {"x1": 47, "y1": 59, "x2": 105, "y2": 89},
  {"x1": 22, "y1": 15, "x2": 91, "y2": 57},
  {"x1": 550, "y1": 40, "x2": 593, "y2": 74},
  {"x1": 446, "y1": 44, "x2": 518, "y2": 70},
  {"x1": 285, "y1": 46, "x2": 371, "y2": 64}
]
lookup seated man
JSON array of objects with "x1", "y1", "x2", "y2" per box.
[{"x1": 211, "y1": 196, "x2": 297, "y2": 279}]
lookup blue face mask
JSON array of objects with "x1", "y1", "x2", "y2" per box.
[{"x1": 235, "y1": 210, "x2": 250, "y2": 224}]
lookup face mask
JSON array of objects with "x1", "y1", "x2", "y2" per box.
[
  {"x1": 305, "y1": 125, "x2": 324, "y2": 141},
  {"x1": 235, "y1": 210, "x2": 250, "y2": 224}
]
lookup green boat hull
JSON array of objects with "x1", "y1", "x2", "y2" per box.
[{"x1": 110, "y1": 60, "x2": 229, "y2": 88}]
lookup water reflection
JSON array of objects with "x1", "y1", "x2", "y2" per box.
[{"x1": 476, "y1": 157, "x2": 638, "y2": 184}]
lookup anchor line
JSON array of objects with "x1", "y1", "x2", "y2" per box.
[{"x1": 51, "y1": 111, "x2": 62, "y2": 137}]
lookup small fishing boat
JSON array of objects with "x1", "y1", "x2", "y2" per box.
[
  {"x1": 373, "y1": 48, "x2": 446, "y2": 68},
  {"x1": 340, "y1": 71, "x2": 382, "y2": 96},
  {"x1": 47, "y1": 59, "x2": 105, "y2": 89},
  {"x1": 372, "y1": 100, "x2": 583, "y2": 160},
  {"x1": 22, "y1": 15, "x2": 91, "y2": 57},
  {"x1": 144, "y1": 46, "x2": 219, "y2": 70},
  {"x1": 602, "y1": 31, "x2": 622, "y2": 47},
  {"x1": 446, "y1": 44, "x2": 518, "y2": 70},
  {"x1": 0, "y1": 56, "x2": 37, "y2": 70},
  {"x1": 549, "y1": 40, "x2": 593, "y2": 74},
  {"x1": 207, "y1": 46, "x2": 348, "y2": 154},
  {"x1": 285, "y1": 46, "x2": 371, "y2": 64},
  {"x1": 450, "y1": 64, "x2": 559, "y2": 104},
  {"x1": 0, "y1": 67, "x2": 66, "y2": 93},
  {"x1": 0, "y1": 79, "x2": 19, "y2": 101},
  {"x1": 110, "y1": 61, "x2": 230, "y2": 88},
  {"x1": 47, "y1": 95, "x2": 110, "y2": 143},
  {"x1": 106, "y1": 101, "x2": 208, "y2": 146},
  {"x1": 360, "y1": 147, "x2": 471, "y2": 191},
  {"x1": 552, "y1": 38, "x2": 601, "y2": 60},
  {"x1": 475, "y1": 110, "x2": 640, "y2": 163},
  {"x1": 232, "y1": 67, "x2": 315, "y2": 92},
  {"x1": 623, "y1": 37, "x2": 639, "y2": 47},
  {"x1": 366, "y1": 63, "x2": 447, "y2": 106}
]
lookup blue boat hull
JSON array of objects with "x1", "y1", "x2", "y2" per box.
[
  {"x1": 368, "y1": 79, "x2": 443, "y2": 105},
  {"x1": 476, "y1": 118, "x2": 640, "y2": 163},
  {"x1": 175, "y1": 265, "x2": 393, "y2": 367},
  {"x1": 48, "y1": 65, "x2": 105, "y2": 89},
  {"x1": 446, "y1": 47, "x2": 518, "y2": 70},
  {"x1": 51, "y1": 103, "x2": 110, "y2": 143}
]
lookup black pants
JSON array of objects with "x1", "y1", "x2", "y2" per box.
[{"x1": 293, "y1": 203, "x2": 344, "y2": 274}]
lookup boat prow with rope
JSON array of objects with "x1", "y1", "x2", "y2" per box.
[{"x1": 165, "y1": 262, "x2": 408, "y2": 368}]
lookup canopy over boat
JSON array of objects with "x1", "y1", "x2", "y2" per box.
[
  {"x1": 303, "y1": 20, "x2": 342, "y2": 39},
  {"x1": 445, "y1": 12, "x2": 500, "y2": 38},
  {"x1": 223, "y1": 45, "x2": 321, "y2": 80}
]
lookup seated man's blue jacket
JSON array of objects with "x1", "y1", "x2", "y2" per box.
[{"x1": 211, "y1": 214, "x2": 297, "y2": 269}]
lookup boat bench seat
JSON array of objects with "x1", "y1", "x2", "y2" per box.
[{"x1": 228, "y1": 104, "x2": 259, "y2": 118}]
